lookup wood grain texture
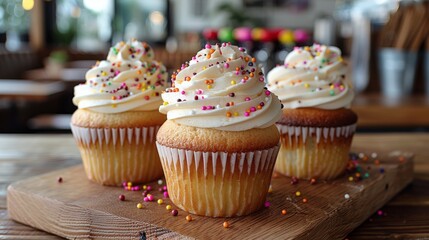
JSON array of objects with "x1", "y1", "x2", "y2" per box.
[
  {"x1": 7, "y1": 154, "x2": 413, "y2": 239},
  {"x1": 1, "y1": 134, "x2": 428, "y2": 239},
  {"x1": 352, "y1": 94, "x2": 429, "y2": 128}
]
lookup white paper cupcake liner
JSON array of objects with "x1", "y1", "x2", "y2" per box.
[
  {"x1": 275, "y1": 123, "x2": 356, "y2": 179},
  {"x1": 276, "y1": 123, "x2": 357, "y2": 144},
  {"x1": 71, "y1": 124, "x2": 163, "y2": 186},
  {"x1": 156, "y1": 142, "x2": 280, "y2": 217}
]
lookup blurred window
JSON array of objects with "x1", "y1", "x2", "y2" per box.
[
  {"x1": 56, "y1": 0, "x2": 114, "y2": 51},
  {"x1": 0, "y1": 0, "x2": 30, "y2": 51}
]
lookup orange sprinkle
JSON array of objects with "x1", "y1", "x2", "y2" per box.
[
  {"x1": 244, "y1": 76, "x2": 249, "y2": 80},
  {"x1": 223, "y1": 221, "x2": 230, "y2": 228},
  {"x1": 302, "y1": 198, "x2": 308, "y2": 203},
  {"x1": 137, "y1": 70, "x2": 142, "y2": 74},
  {"x1": 257, "y1": 105, "x2": 262, "y2": 110},
  {"x1": 281, "y1": 209, "x2": 287, "y2": 215},
  {"x1": 209, "y1": 49, "x2": 215, "y2": 54},
  {"x1": 249, "y1": 72, "x2": 254, "y2": 77},
  {"x1": 235, "y1": 67, "x2": 240, "y2": 71},
  {"x1": 185, "y1": 76, "x2": 191, "y2": 81},
  {"x1": 226, "y1": 112, "x2": 232, "y2": 117},
  {"x1": 252, "y1": 57, "x2": 256, "y2": 62},
  {"x1": 244, "y1": 57, "x2": 249, "y2": 62}
]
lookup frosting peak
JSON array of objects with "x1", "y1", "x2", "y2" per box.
[
  {"x1": 159, "y1": 43, "x2": 282, "y2": 131},
  {"x1": 73, "y1": 40, "x2": 167, "y2": 113},
  {"x1": 267, "y1": 44, "x2": 354, "y2": 110},
  {"x1": 107, "y1": 40, "x2": 154, "y2": 63}
]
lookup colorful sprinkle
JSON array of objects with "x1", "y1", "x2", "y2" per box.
[{"x1": 223, "y1": 221, "x2": 230, "y2": 228}]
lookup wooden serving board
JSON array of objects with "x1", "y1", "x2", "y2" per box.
[{"x1": 7, "y1": 152, "x2": 413, "y2": 239}]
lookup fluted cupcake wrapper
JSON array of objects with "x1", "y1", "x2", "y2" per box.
[
  {"x1": 156, "y1": 143, "x2": 280, "y2": 217},
  {"x1": 71, "y1": 124, "x2": 163, "y2": 186},
  {"x1": 275, "y1": 124, "x2": 356, "y2": 180}
]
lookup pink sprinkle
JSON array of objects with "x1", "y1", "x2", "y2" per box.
[
  {"x1": 202, "y1": 106, "x2": 207, "y2": 110},
  {"x1": 245, "y1": 97, "x2": 251, "y2": 101},
  {"x1": 192, "y1": 56, "x2": 196, "y2": 60},
  {"x1": 205, "y1": 43, "x2": 211, "y2": 49},
  {"x1": 239, "y1": 47, "x2": 245, "y2": 52},
  {"x1": 265, "y1": 90, "x2": 271, "y2": 96},
  {"x1": 163, "y1": 191, "x2": 169, "y2": 198},
  {"x1": 122, "y1": 182, "x2": 127, "y2": 187},
  {"x1": 148, "y1": 195, "x2": 154, "y2": 201},
  {"x1": 244, "y1": 112, "x2": 250, "y2": 117},
  {"x1": 264, "y1": 201, "x2": 271, "y2": 208},
  {"x1": 250, "y1": 107, "x2": 256, "y2": 112},
  {"x1": 143, "y1": 197, "x2": 149, "y2": 202},
  {"x1": 115, "y1": 71, "x2": 120, "y2": 76},
  {"x1": 259, "y1": 77, "x2": 265, "y2": 82},
  {"x1": 241, "y1": 79, "x2": 247, "y2": 83},
  {"x1": 235, "y1": 71, "x2": 240, "y2": 75},
  {"x1": 163, "y1": 186, "x2": 167, "y2": 191},
  {"x1": 146, "y1": 185, "x2": 152, "y2": 191},
  {"x1": 224, "y1": 63, "x2": 229, "y2": 68},
  {"x1": 377, "y1": 210, "x2": 383, "y2": 216}
]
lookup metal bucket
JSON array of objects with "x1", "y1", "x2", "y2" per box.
[{"x1": 378, "y1": 48, "x2": 417, "y2": 97}]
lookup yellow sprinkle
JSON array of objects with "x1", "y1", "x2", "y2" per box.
[
  {"x1": 338, "y1": 57, "x2": 343, "y2": 62},
  {"x1": 348, "y1": 176, "x2": 354, "y2": 182},
  {"x1": 202, "y1": 66, "x2": 206, "y2": 70},
  {"x1": 234, "y1": 112, "x2": 239, "y2": 116},
  {"x1": 141, "y1": 87, "x2": 147, "y2": 92},
  {"x1": 207, "y1": 85, "x2": 212, "y2": 89},
  {"x1": 157, "y1": 199, "x2": 163, "y2": 205},
  {"x1": 137, "y1": 203, "x2": 143, "y2": 209},
  {"x1": 127, "y1": 182, "x2": 132, "y2": 187},
  {"x1": 304, "y1": 83, "x2": 310, "y2": 88},
  {"x1": 163, "y1": 101, "x2": 169, "y2": 106},
  {"x1": 112, "y1": 104, "x2": 117, "y2": 108},
  {"x1": 166, "y1": 205, "x2": 172, "y2": 210},
  {"x1": 231, "y1": 80, "x2": 236, "y2": 85},
  {"x1": 101, "y1": 71, "x2": 107, "y2": 76},
  {"x1": 143, "y1": 185, "x2": 147, "y2": 190},
  {"x1": 295, "y1": 191, "x2": 301, "y2": 197},
  {"x1": 330, "y1": 85, "x2": 334, "y2": 89}
]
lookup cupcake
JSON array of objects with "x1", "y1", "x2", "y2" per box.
[
  {"x1": 71, "y1": 40, "x2": 167, "y2": 186},
  {"x1": 267, "y1": 44, "x2": 357, "y2": 180},
  {"x1": 156, "y1": 43, "x2": 282, "y2": 217}
]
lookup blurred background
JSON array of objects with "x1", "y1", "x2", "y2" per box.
[{"x1": 0, "y1": 0, "x2": 428, "y2": 133}]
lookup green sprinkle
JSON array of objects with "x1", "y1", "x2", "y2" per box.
[{"x1": 329, "y1": 90, "x2": 335, "y2": 96}]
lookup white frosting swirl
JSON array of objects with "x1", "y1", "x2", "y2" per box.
[
  {"x1": 267, "y1": 44, "x2": 354, "y2": 109},
  {"x1": 73, "y1": 40, "x2": 167, "y2": 113},
  {"x1": 159, "y1": 43, "x2": 282, "y2": 131}
]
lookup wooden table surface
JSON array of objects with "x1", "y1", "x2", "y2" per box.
[{"x1": 0, "y1": 133, "x2": 428, "y2": 239}]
